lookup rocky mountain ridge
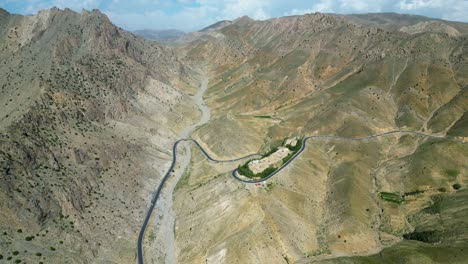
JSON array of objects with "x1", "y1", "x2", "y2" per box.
[{"x1": 0, "y1": 7, "x2": 200, "y2": 263}]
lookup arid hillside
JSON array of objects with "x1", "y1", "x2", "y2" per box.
[
  {"x1": 172, "y1": 12, "x2": 468, "y2": 264},
  {"x1": 0, "y1": 7, "x2": 467, "y2": 264},
  {"x1": 0, "y1": 7, "x2": 201, "y2": 263}
]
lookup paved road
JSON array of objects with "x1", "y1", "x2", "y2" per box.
[
  {"x1": 137, "y1": 130, "x2": 465, "y2": 263},
  {"x1": 231, "y1": 130, "x2": 466, "y2": 183},
  {"x1": 137, "y1": 139, "x2": 260, "y2": 264}
]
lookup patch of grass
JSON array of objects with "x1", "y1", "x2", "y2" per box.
[
  {"x1": 238, "y1": 137, "x2": 304, "y2": 180},
  {"x1": 404, "y1": 190, "x2": 425, "y2": 196},
  {"x1": 379, "y1": 192, "x2": 404, "y2": 204},
  {"x1": 403, "y1": 230, "x2": 440, "y2": 243},
  {"x1": 282, "y1": 152, "x2": 295, "y2": 164},
  {"x1": 254, "y1": 115, "x2": 272, "y2": 118},
  {"x1": 262, "y1": 147, "x2": 279, "y2": 158},
  {"x1": 444, "y1": 169, "x2": 459, "y2": 179},
  {"x1": 266, "y1": 182, "x2": 274, "y2": 191},
  {"x1": 237, "y1": 163, "x2": 276, "y2": 179},
  {"x1": 282, "y1": 137, "x2": 303, "y2": 164},
  {"x1": 237, "y1": 162, "x2": 256, "y2": 178},
  {"x1": 423, "y1": 195, "x2": 442, "y2": 214},
  {"x1": 285, "y1": 138, "x2": 303, "y2": 152},
  {"x1": 148, "y1": 231, "x2": 155, "y2": 242},
  {"x1": 174, "y1": 166, "x2": 191, "y2": 191}
]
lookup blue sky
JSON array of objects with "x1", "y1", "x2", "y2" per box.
[{"x1": 2, "y1": 0, "x2": 468, "y2": 32}]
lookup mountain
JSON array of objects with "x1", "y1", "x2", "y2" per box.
[
  {"x1": 172, "y1": 12, "x2": 468, "y2": 263},
  {"x1": 0, "y1": 7, "x2": 467, "y2": 264},
  {"x1": 133, "y1": 29, "x2": 186, "y2": 41},
  {"x1": 0, "y1": 7, "x2": 201, "y2": 263}
]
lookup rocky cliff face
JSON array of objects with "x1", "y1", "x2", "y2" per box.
[{"x1": 0, "y1": 8, "x2": 200, "y2": 263}]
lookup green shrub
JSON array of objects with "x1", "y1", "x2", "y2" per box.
[
  {"x1": 423, "y1": 195, "x2": 443, "y2": 214},
  {"x1": 12, "y1": 251, "x2": 19, "y2": 256},
  {"x1": 379, "y1": 192, "x2": 404, "y2": 204},
  {"x1": 403, "y1": 230, "x2": 440, "y2": 243},
  {"x1": 263, "y1": 147, "x2": 279, "y2": 158},
  {"x1": 453, "y1": 183, "x2": 462, "y2": 190},
  {"x1": 282, "y1": 153, "x2": 295, "y2": 164},
  {"x1": 285, "y1": 137, "x2": 303, "y2": 152},
  {"x1": 237, "y1": 162, "x2": 255, "y2": 178},
  {"x1": 404, "y1": 190, "x2": 425, "y2": 196},
  {"x1": 444, "y1": 169, "x2": 459, "y2": 178},
  {"x1": 238, "y1": 164, "x2": 277, "y2": 180}
]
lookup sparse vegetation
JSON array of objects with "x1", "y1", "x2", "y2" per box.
[
  {"x1": 403, "y1": 230, "x2": 440, "y2": 243},
  {"x1": 285, "y1": 138, "x2": 303, "y2": 152},
  {"x1": 404, "y1": 190, "x2": 425, "y2": 196},
  {"x1": 379, "y1": 192, "x2": 404, "y2": 204},
  {"x1": 237, "y1": 162, "x2": 256, "y2": 178},
  {"x1": 254, "y1": 115, "x2": 272, "y2": 118},
  {"x1": 237, "y1": 162, "x2": 277, "y2": 179},
  {"x1": 423, "y1": 195, "x2": 442, "y2": 214},
  {"x1": 444, "y1": 169, "x2": 459, "y2": 179},
  {"x1": 237, "y1": 137, "x2": 303, "y2": 179},
  {"x1": 148, "y1": 231, "x2": 155, "y2": 242},
  {"x1": 266, "y1": 182, "x2": 274, "y2": 191}
]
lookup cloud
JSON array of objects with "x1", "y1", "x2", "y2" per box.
[
  {"x1": 21, "y1": 0, "x2": 102, "y2": 14},
  {"x1": 4, "y1": 0, "x2": 468, "y2": 31},
  {"x1": 398, "y1": 0, "x2": 442, "y2": 10},
  {"x1": 284, "y1": 9, "x2": 314, "y2": 16}
]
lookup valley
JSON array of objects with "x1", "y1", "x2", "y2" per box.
[{"x1": 0, "y1": 6, "x2": 467, "y2": 264}]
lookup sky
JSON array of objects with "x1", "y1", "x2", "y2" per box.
[{"x1": 1, "y1": 0, "x2": 468, "y2": 32}]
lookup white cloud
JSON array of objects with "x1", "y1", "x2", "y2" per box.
[
  {"x1": 284, "y1": 8, "x2": 314, "y2": 16},
  {"x1": 22, "y1": 0, "x2": 101, "y2": 14},
  {"x1": 398, "y1": 0, "x2": 442, "y2": 10},
  {"x1": 9, "y1": 0, "x2": 468, "y2": 31},
  {"x1": 314, "y1": 0, "x2": 336, "y2": 13}
]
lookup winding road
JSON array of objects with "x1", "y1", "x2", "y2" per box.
[
  {"x1": 137, "y1": 125, "x2": 466, "y2": 263},
  {"x1": 231, "y1": 130, "x2": 467, "y2": 183}
]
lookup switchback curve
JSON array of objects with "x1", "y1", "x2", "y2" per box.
[{"x1": 137, "y1": 130, "x2": 466, "y2": 263}]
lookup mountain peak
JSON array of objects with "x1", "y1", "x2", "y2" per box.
[
  {"x1": 0, "y1": 7, "x2": 10, "y2": 16},
  {"x1": 234, "y1": 15, "x2": 254, "y2": 23}
]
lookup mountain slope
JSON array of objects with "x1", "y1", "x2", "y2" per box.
[
  {"x1": 172, "y1": 12, "x2": 468, "y2": 264},
  {"x1": 1, "y1": 8, "x2": 467, "y2": 264},
  {"x1": 0, "y1": 7, "x2": 200, "y2": 263},
  {"x1": 133, "y1": 29, "x2": 186, "y2": 41}
]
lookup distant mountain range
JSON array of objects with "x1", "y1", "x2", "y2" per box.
[{"x1": 133, "y1": 29, "x2": 186, "y2": 41}]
